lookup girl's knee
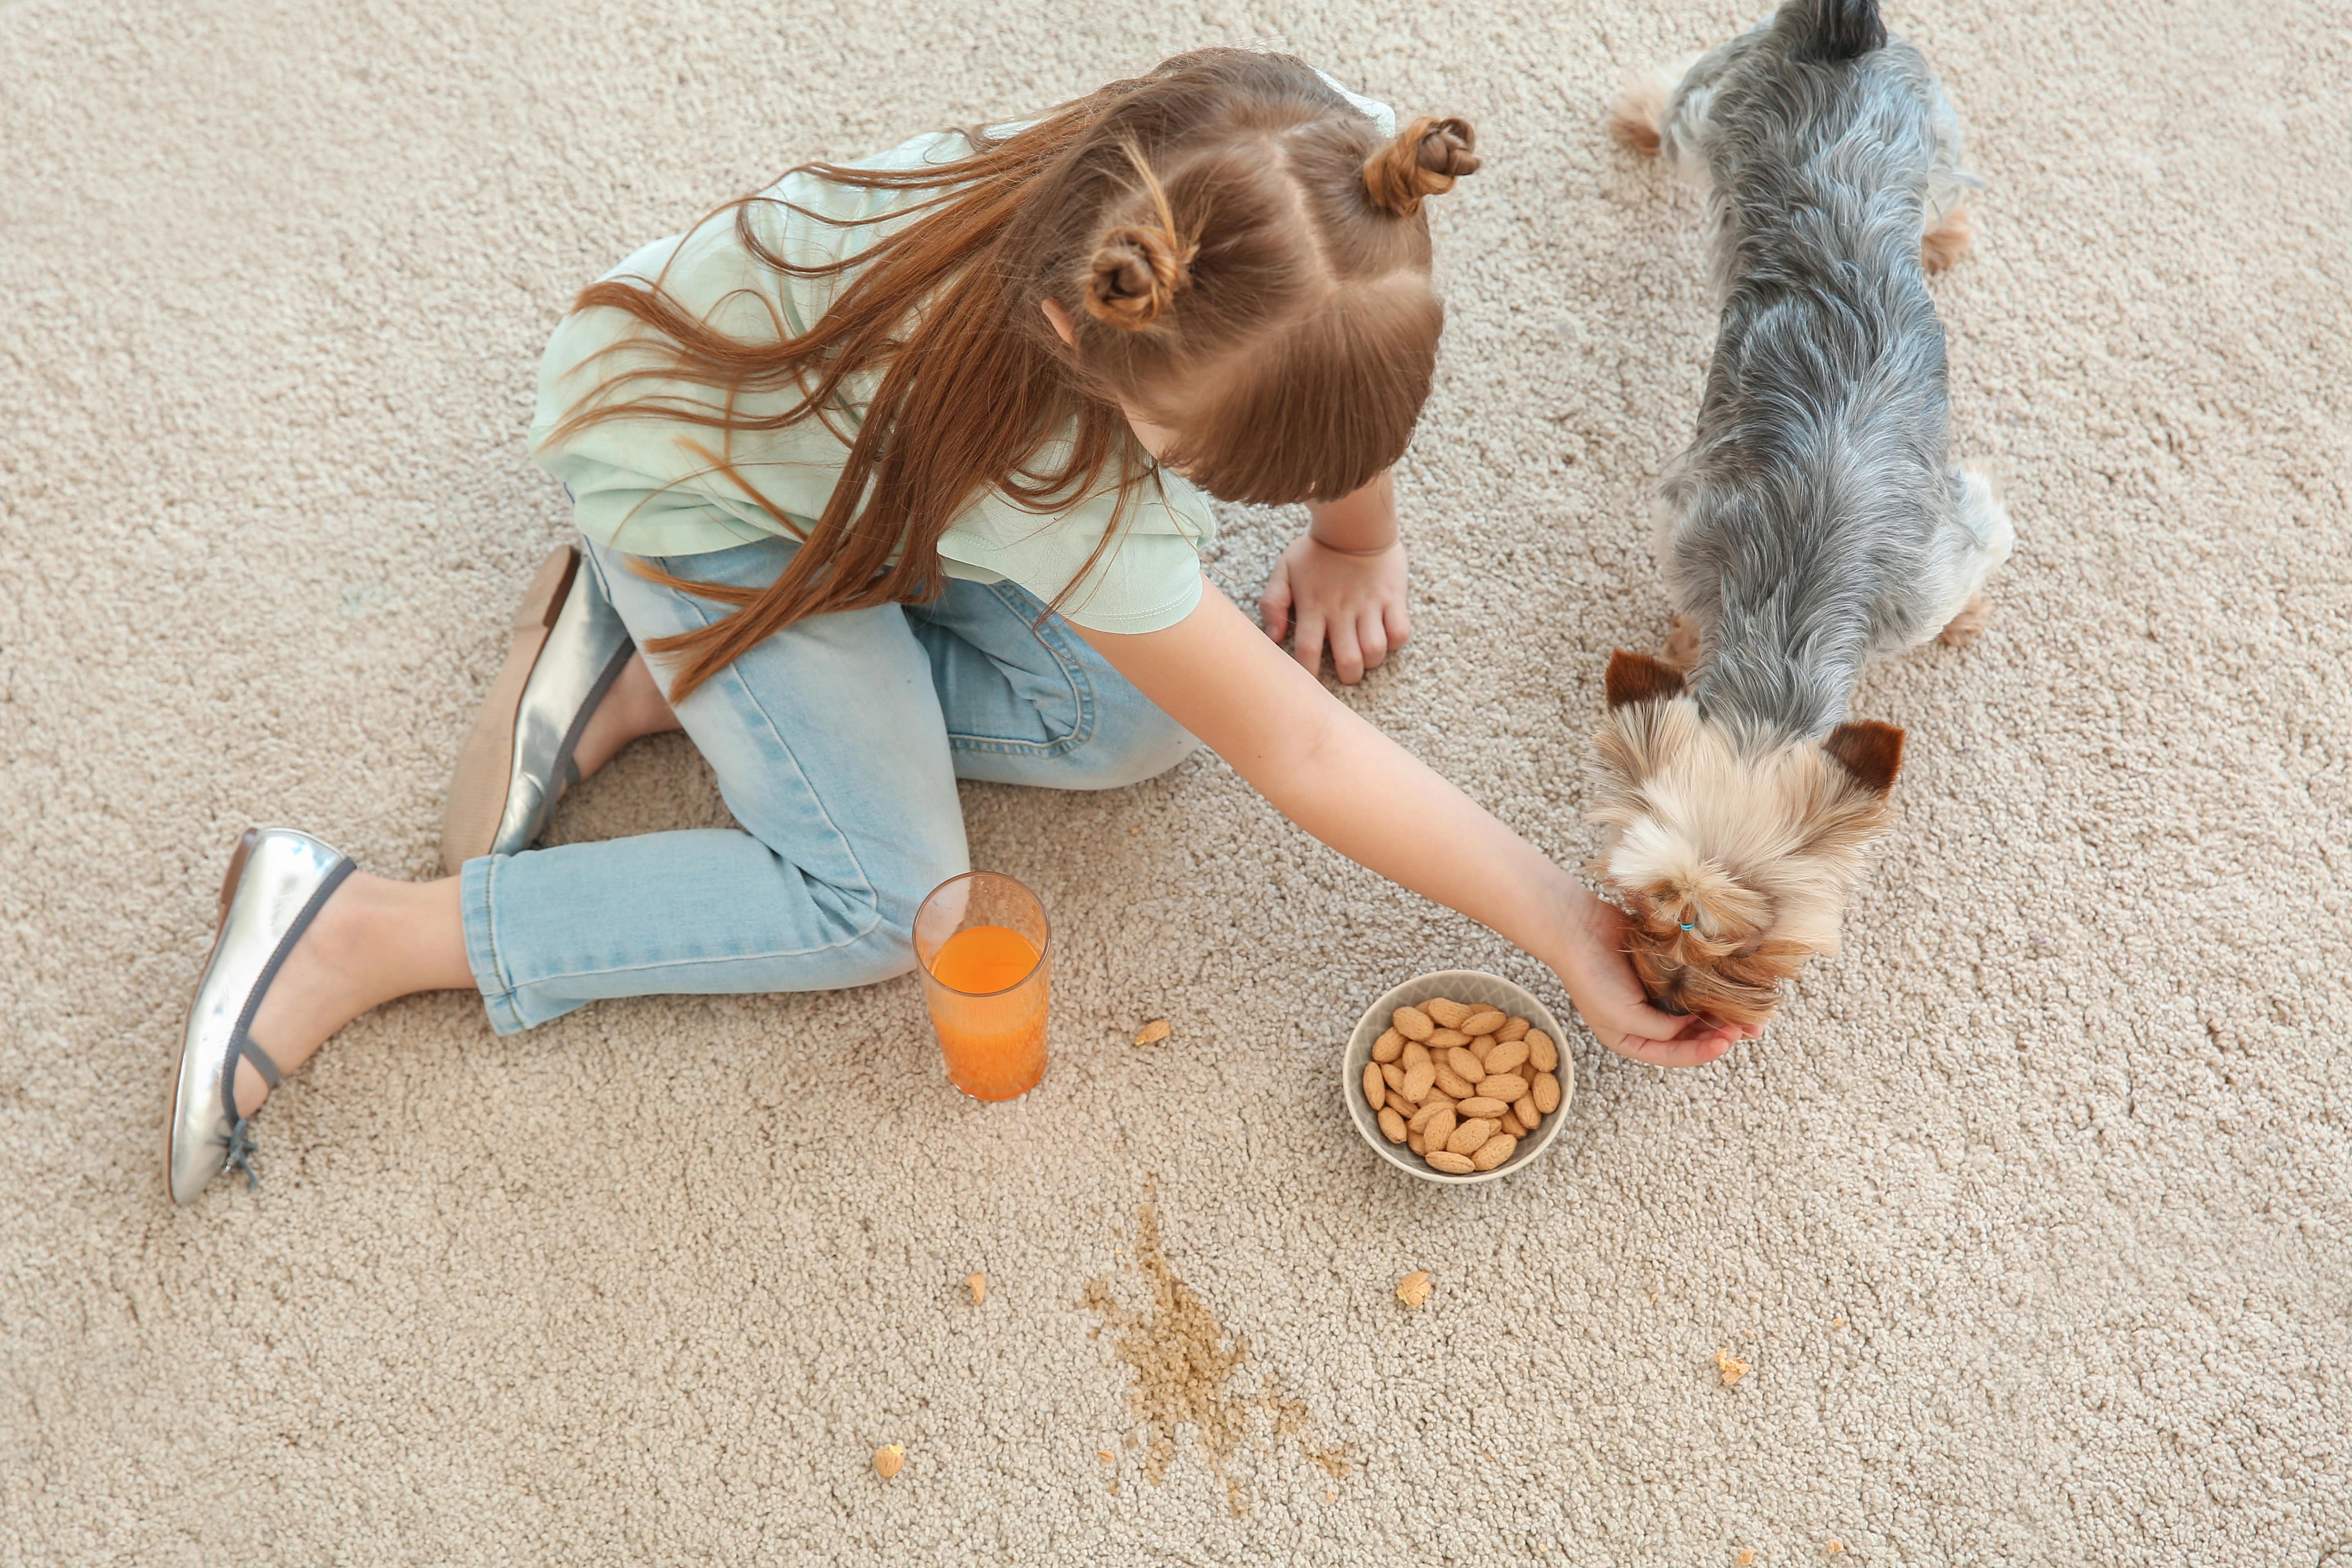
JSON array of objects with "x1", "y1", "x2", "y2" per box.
[
  {"x1": 858, "y1": 913, "x2": 922, "y2": 978},
  {"x1": 799, "y1": 853, "x2": 969, "y2": 979}
]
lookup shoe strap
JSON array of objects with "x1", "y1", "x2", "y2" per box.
[
  {"x1": 218, "y1": 855, "x2": 356, "y2": 1127},
  {"x1": 231, "y1": 1032, "x2": 282, "y2": 1090},
  {"x1": 546, "y1": 638, "x2": 635, "y2": 810}
]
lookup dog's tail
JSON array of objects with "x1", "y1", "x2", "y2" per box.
[{"x1": 1784, "y1": 0, "x2": 1887, "y2": 61}]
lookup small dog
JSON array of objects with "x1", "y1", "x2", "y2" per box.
[{"x1": 1592, "y1": 0, "x2": 2013, "y2": 1025}]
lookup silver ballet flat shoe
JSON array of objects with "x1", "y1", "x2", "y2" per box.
[
  {"x1": 168, "y1": 827, "x2": 354, "y2": 1206},
  {"x1": 438, "y1": 542, "x2": 634, "y2": 874}
]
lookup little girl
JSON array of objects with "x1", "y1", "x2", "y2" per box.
[{"x1": 170, "y1": 49, "x2": 1746, "y2": 1204}]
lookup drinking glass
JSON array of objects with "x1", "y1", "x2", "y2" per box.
[{"x1": 912, "y1": 871, "x2": 1051, "y2": 1101}]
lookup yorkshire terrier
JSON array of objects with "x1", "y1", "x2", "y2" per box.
[{"x1": 1591, "y1": 0, "x2": 2013, "y2": 1025}]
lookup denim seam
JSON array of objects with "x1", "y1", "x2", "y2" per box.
[
  {"x1": 462, "y1": 855, "x2": 528, "y2": 1033},
  {"x1": 949, "y1": 735, "x2": 1092, "y2": 758},
  {"x1": 488, "y1": 929, "x2": 904, "y2": 988},
  {"x1": 579, "y1": 535, "x2": 614, "y2": 598},
  {"x1": 941, "y1": 581, "x2": 1098, "y2": 759},
  {"x1": 487, "y1": 858, "x2": 515, "y2": 995},
  {"x1": 655, "y1": 553, "x2": 888, "y2": 947}
]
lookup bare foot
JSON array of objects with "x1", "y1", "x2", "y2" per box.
[
  {"x1": 235, "y1": 874, "x2": 472, "y2": 1116},
  {"x1": 1662, "y1": 613, "x2": 1704, "y2": 673},
  {"x1": 1938, "y1": 590, "x2": 1992, "y2": 646},
  {"x1": 569, "y1": 651, "x2": 682, "y2": 781}
]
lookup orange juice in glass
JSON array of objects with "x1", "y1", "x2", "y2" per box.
[{"x1": 913, "y1": 872, "x2": 1051, "y2": 1100}]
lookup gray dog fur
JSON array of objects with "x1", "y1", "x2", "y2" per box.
[{"x1": 1649, "y1": 0, "x2": 2012, "y2": 747}]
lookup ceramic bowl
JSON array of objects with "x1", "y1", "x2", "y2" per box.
[{"x1": 1341, "y1": 969, "x2": 1576, "y2": 1186}]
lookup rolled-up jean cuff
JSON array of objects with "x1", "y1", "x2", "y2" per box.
[{"x1": 460, "y1": 854, "x2": 531, "y2": 1036}]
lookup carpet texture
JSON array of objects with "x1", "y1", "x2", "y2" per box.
[{"x1": 4, "y1": 0, "x2": 2348, "y2": 1561}]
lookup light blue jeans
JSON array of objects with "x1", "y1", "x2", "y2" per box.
[{"x1": 458, "y1": 535, "x2": 1199, "y2": 1033}]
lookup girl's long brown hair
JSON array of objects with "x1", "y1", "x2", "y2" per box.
[{"x1": 550, "y1": 49, "x2": 1479, "y2": 701}]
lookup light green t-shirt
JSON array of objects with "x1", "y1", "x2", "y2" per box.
[{"x1": 529, "y1": 74, "x2": 1396, "y2": 634}]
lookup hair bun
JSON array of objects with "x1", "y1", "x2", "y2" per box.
[
  {"x1": 1084, "y1": 224, "x2": 1195, "y2": 330},
  {"x1": 1362, "y1": 116, "x2": 1481, "y2": 217}
]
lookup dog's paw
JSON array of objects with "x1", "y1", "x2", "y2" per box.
[
  {"x1": 1606, "y1": 68, "x2": 1673, "y2": 157},
  {"x1": 1937, "y1": 590, "x2": 1992, "y2": 646},
  {"x1": 1662, "y1": 612, "x2": 1705, "y2": 672},
  {"x1": 1922, "y1": 205, "x2": 1975, "y2": 273}
]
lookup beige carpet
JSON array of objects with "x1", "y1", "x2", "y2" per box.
[{"x1": 4, "y1": 0, "x2": 2349, "y2": 1560}]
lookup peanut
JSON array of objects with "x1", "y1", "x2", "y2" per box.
[
  {"x1": 1478, "y1": 1074, "x2": 1529, "y2": 1104},
  {"x1": 1524, "y1": 1029, "x2": 1558, "y2": 1073},
  {"x1": 1497, "y1": 1016, "x2": 1530, "y2": 1042},
  {"x1": 1378, "y1": 1107, "x2": 1408, "y2": 1144},
  {"x1": 1460, "y1": 1009, "x2": 1506, "y2": 1037},
  {"x1": 1425, "y1": 1149, "x2": 1476, "y2": 1174},
  {"x1": 1447, "y1": 1118, "x2": 1497, "y2": 1156},
  {"x1": 1433, "y1": 1065, "x2": 1477, "y2": 1100},
  {"x1": 1392, "y1": 1006, "x2": 1436, "y2": 1041},
  {"x1": 1470, "y1": 1133, "x2": 1517, "y2": 1171},
  {"x1": 1456, "y1": 1096, "x2": 1511, "y2": 1120},
  {"x1": 1446, "y1": 1047, "x2": 1486, "y2": 1082},
  {"x1": 1531, "y1": 1071, "x2": 1562, "y2": 1115},
  {"x1": 1483, "y1": 1039, "x2": 1530, "y2": 1077},
  {"x1": 1424, "y1": 998, "x2": 1471, "y2": 1029},
  {"x1": 1403, "y1": 1061, "x2": 1438, "y2": 1102},
  {"x1": 1363, "y1": 1062, "x2": 1386, "y2": 1109},
  {"x1": 1372, "y1": 1028, "x2": 1406, "y2": 1064}
]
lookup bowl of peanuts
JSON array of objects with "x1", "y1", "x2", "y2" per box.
[{"x1": 1344, "y1": 970, "x2": 1574, "y2": 1185}]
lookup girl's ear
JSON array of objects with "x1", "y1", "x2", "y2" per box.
[{"x1": 1041, "y1": 298, "x2": 1077, "y2": 347}]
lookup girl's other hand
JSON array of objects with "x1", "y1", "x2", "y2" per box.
[
  {"x1": 1544, "y1": 886, "x2": 1755, "y2": 1068},
  {"x1": 1258, "y1": 533, "x2": 1412, "y2": 686}
]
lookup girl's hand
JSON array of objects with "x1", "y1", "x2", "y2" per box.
[
  {"x1": 1259, "y1": 469, "x2": 1408, "y2": 685},
  {"x1": 1542, "y1": 886, "x2": 1757, "y2": 1068},
  {"x1": 1259, "y1": 534, "x2": 1411, "y2": 685}
]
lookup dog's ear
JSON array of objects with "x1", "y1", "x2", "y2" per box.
[
  {"x1": 1605, "y1": 650, "x2": 1687, "y2": 710},
  {"x1": 1823, "y1": 721, "x2": 1905, "y2": 795}
]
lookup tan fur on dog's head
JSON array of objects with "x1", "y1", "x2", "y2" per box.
[{"x1": 1588, "y1": 652, "x2": 1904, "y2": 1025}]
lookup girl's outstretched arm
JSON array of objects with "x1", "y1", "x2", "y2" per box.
[{"x1": 1080, "y1": 579, "x2": 1748, "y2": 1067}]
